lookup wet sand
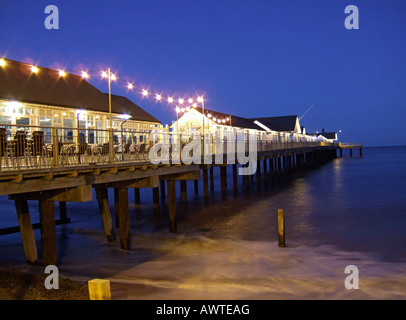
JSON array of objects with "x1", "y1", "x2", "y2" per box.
[{"x1": 0, "y1": 269, "x2": 88, "y2": 300}]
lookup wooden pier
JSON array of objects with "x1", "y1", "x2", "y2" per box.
[
  {"x1": 339, "y1": 143, "x2": 363, "y2": 157},
  {"x1": 0, "y1": 140, "x2": 342, "y2": 266}
]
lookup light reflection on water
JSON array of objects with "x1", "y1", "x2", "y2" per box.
[{"x1": 0, "y1": 146, "x2": 406, "y2": 299}]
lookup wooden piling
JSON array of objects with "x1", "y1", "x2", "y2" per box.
[
  {"x1": 220, "y1": 166, "x2": 227, "y2": 195},
  {"x1": 95, "y1": 187, "x2": 115, "y2": 242},
  {"x1": 15, "y1": 199, "x2": 38, "y2": 264},
  {"x1": 360, "y1": 148, "x2": 363, "y2": 157},
  {"x1": 256, "y1": 160, "x2": 261, "y2": 181},
  {"x1": 134, "y1": 188, "x2": 140, "y2": 204},
  {"x1": 203, "y1": 169, "x2": 209, "y2": 198},
  {"x1": 270, "y1": 158, "x2": 274, "y2": 177},
  {"x1": 39, "y1": 199, "x2": 57, "y2": 266},
  {"x1": 210, "y1": 167, "x2": 214, "y2": 190},
  {"x1": 194, "y1": 180, "x2": 199, "y2": 194},
  {"x1": 160, "y1": 180, "x2": 166, "y2": 199},
  {"x1": 115, "y1": 187, "x2": 130, "y2": 251},
  {"x1": 350, "y1": 149, "x2": 353, "y2": 157},
  {"x1": 278, "y1": 209, "x2": 285, "y2": 248},
  {"x1": 59, "y1": 201, "x2": 67, "y2": 221},
  {"x1": 114, "y1": 188, "x2": 120, "y2": 228},
  {"x1": 180, "y1": 180, "x2": 187, "y2": 202},
  {"x1": 153, "y1": 187, "x2": 160, "y2": 213},
  {"x1": 232, "y1": 164, "x2": 238, "y2": 190},
  {"x1": 167, "y1": 180, "x2": 177, "y2": 233}
]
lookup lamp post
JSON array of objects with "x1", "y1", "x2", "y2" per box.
[
  {"x1": 198, "y1": 96, "x2": 205, "y2": 156},
  {"x1": 108, "y1": 67, "x2": 114, "y2": 164}
]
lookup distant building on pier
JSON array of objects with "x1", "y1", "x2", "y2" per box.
[
  {"x1": 309, "y1": 128, "x2": 338, "y2": 143},
  {"x1": 170, "y1": 107, "x2": 314, "y2": 143}
]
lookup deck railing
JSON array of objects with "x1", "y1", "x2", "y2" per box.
[{"x1": 0, "y1": 124, "x2": 337, "y2": 171}]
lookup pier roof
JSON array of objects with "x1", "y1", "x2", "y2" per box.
[
  {"x1": 195, "y1": 107, "x2": 263, "y2": 130},
  {"x1": 0, "y1": 58, "x2": 160, "y2": 123},
  {"x1": 310, "y1": 132, "x2": 337, "y2": 140},
  {"x1": 250, "y1": 116, "x2": 299, "y2": 132}
]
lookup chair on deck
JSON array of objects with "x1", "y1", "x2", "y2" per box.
[{"x1": 137, "y1": 143, "x2": 152, "y2": 161}]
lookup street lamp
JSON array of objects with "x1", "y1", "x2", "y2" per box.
[
  {"x1": 108, "y1": 68, "x2": 113, "y2": 164},
  {"x1": 197, "y1": 96, "x2": 205, "y2": 155}
]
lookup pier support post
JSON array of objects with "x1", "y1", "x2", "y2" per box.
[
  {"x1": 269, "y1": 158, "x2": 274, "y2": 178},
  {"x1": 350, "y1": 149, "x2": 353, "y2": 157},
  {"x1": 95, "y1": 187, "x2": 115, "y2": 242},
  {"x1": 245, "y1": 165, "x2": 250, "y2": 184},
  {"x1": 167, "y1": 180, "x2": 177, "y2": 233},
  {"x1": 256, "y1": 160, "x2": 261, "y2": 182},
  {"x1": 278, "y1": 209, "x2": 285, "y2": 248},
  {"x1": 233, "y1": 164, "x2": 238, "y2": 190},
  {"x1": 153, "y1": 187, "x2": 160, "y2": 213},
  {"x1": 220, "y1": 166, "x2": 227, "y2": 195},
  {"x1": 160, "y1": 180, "x2": 166, "y2": 199},
  {"x1": 15, "y1": 199, "x2": 38, "y2": 264},
  {"x1": 180, "y1": 180, "x2": 187, "y2": 202},
  {"x1": 194, "y1": 180, "x2": 199, "y2": 194},
  {"x1": 59, "y1": 201, "x2": 67, "y2": 221},
  {"x1": 114, "y1": 188, "x2": 120, "y2": 228},
  {"x1": 360, "y1": 148, "x2": 363, "y2": 157},
  {"x1": 263, "y1": 159, "x2": 267, "y2": 178},
  {"x1": 203, "y1": 169, "x2": 209, "y2": 198},
  {"x1": 39, "y1": 199, "x2": 57, "y2": 266},
  {"x1": 115, "y1": 187, "x2": 130, "y2": 251},
  {"x1": 134, "y1": 188, "x2": 140, "y2": 204},
  {"x1": 210, "y1": 167, "x2": 214, "y2": 190}
]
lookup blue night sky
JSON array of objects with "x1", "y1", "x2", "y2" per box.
[{"x1": 1, "y1": 0, "x2": 405, "y2": 147}]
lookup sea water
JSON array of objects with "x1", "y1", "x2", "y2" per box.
[{"x1": 0, "y1": 146, "x2": 405, "y2": 299}]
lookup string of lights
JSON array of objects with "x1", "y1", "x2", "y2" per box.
[{"x1": 0, "y1": 57, "x2": 232, "y2": 124}]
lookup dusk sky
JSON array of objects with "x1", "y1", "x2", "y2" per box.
[{"x1": 1, "y1": 0, "x2": 405, "y2": 147}]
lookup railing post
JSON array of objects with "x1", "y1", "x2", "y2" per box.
[{"x1": 52, "y1": 127, "x2": 59, "y2": 168}]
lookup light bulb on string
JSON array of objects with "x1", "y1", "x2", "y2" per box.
[
  {"x1": 168, "y1": 97, "x2": 174, "y2": 104},
  {"x1": 178, "y1": 98, "x2": 184, "y2": 105},
  {"x1": 127, "y1": 83, "x2": 133, "y2": 90},
  {"x1": 31, "y1": 66, "x2": 39, "y2": 73},
  {"x1": 156, "y1": 94, "x2": 162, "y2": 101},
  {"x1": 81, "y1": 71, "x2": 89, "y2": 79},
  {"x1": 142, "y1": 89, "x2": 149, "y2": 97}
]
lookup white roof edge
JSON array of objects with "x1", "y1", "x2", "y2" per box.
[{"x1": 254, "y1": 120, "x2": 272, "y2": 133}]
